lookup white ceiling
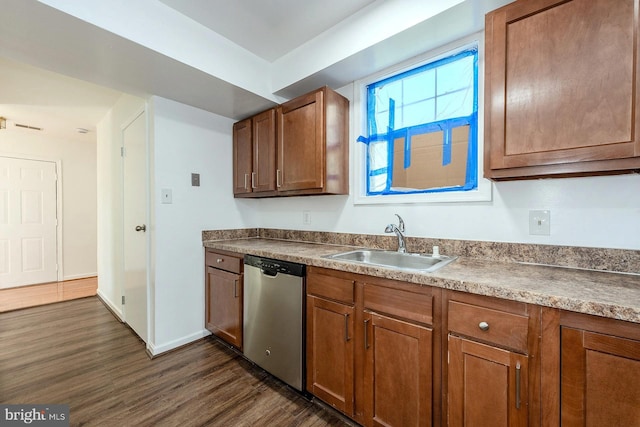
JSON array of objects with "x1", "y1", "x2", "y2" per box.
[
  {"x1": 157, "y1": 0, "x2": 378, "y2": 62},
  {"x1": 0, "y1": 0, "x2": 512, "y2": 141},
  {"x1": 0, "y1": 57, "x2": 122, "y2": 142}
]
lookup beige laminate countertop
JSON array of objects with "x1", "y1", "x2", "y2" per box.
[{"x1": 203, "y1": 238, "x2": 640, "y2": 324}]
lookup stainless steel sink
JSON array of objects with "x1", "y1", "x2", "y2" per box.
[{"x1": 325, "y1": 249, "x2": 457, "y2": 272}]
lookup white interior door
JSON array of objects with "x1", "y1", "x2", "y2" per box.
[
  {"x1": 122, "y1": 112, "x2": 148, "y2": 343},
  {"x1": 0, "y1": 156, "x2": 58, "y2": 288}
]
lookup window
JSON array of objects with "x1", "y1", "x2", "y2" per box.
[{"x1": 358, "y1": 46, "x2": 481, "y2": 199}]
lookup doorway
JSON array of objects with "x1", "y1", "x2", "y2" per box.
[
  {"x1": 0, "y1": 156, "x2": 59, "y2": 288},
  {"x1": 122, "y1": 111, "x2": 148, "y2": 342}
]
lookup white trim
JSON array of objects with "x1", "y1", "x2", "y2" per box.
[
  {"x1": 97, "y1": 288, "x2": 124, "y2": 321},
  {"x1": 63, "y1": 272, "x2": 98, "y2": 281},
  {"x1": 146, "y1": 329, "x2": 211, "y2": 357},
  {"x1": 351, "y1": 32, "x2": 492, "y2": 205},
  {"x1": 0, "y1": 153, "x2": 64, "y2": 282},
  {"x1": 55, "y1": 159, "x2": 64, "y2": 281}
]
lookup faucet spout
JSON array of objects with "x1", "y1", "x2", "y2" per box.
[{"x1": 384, "y1": 215, "x2": 407, "y2": 253}]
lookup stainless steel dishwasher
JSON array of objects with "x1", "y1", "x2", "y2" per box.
[{"x1": 243, "y1": 254, "x2": 306, "y2": 391}]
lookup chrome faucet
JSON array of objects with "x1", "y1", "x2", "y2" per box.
[{"x1": 385, "y1": 214, "x2": 407, "y2": 253}]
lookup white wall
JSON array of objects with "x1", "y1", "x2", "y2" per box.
[
  {"x1": 0, "y1": 128, "x2": 98, "y2": 280},
  {"x1": 96, "y1": 93, "x2": 146, "y2": 318},
  {"x1": 149, "y1": 96, "x2": 253, "y2": 354},
  {"x1": 252, "y1": 82, "x2": 640, "y2": 251}
]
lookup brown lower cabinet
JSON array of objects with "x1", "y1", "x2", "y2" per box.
[
  {"x1": 364, "y1": 312, "x2": 432, "y2": 426},
  {"x1": 205, "y1": 249, "x2": 243, "y2": 350},
  {"x1": 447, "y1": 336, "x2": 528, "y2": 426},
  {"x1": 306, "y1": 294, "x2": 355, "y2": 416},
  {"x1": 306, "y1": 267, "x2": 437, "y2": 427},
  {"x1": 541, "y1": 309, "x2": 640, "y2": 427},
  {"x1": 444, "y1": 292, "x2": 538, "y2": 427}
]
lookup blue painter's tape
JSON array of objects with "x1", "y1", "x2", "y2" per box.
[
  {"x1": 442, "y1": 127, "x2": 452, "y2": 166},
  {"x1": 367, "y1": 86, "x2": 377, "y2": 136},
  {"x1": 385, "y1": 129, "x2": 394, "y2": 192},
  {"x1": 364, "y1": 46, "x2": 479, "y2": 196},
  {"x1": 403, "y1": 129, "x2": 410, "y2": 169}
]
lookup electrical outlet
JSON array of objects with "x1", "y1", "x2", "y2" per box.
[
  {"x1": 529, "y1": 210, "x2": 550, "y2": 235},
  {"x1": 303, "y1": 210, "x2": 311, "y2": 225}
]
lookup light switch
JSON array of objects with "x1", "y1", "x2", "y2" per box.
[
  {"x1": 191, "y1": 173, "x2": 200, "y2": 187},
  {"x1": 161, "y1": 188, "x2": 172, "y2": 204},
  {"x1": 529, "y1": 210, "x2": 550, "y2": 235}
]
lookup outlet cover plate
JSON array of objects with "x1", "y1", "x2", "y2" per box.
[
  {"x1": 529, "y1": 210, "x2": 550, "y2": 235},
  {"x1": 161, "y1": 188, "x2": 172, "y2": 204},
  {"x1": 303, "y1": 210, "x2": 311, "y2": 225}
]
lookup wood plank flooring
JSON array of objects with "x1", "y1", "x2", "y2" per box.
[
  {"x1": 0, "y1": 277, "x2": 98, "y2": 312},
  {"x1": 0, "y1": 297, "x2": 351, "y2": 426}
]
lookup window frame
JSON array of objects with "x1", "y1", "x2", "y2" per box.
[{"x1": 352, "y1": 33, "x2": 492, "y2": 205}]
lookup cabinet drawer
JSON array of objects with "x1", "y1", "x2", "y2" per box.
[
  {"x1": 307, "y1": 273, "x2": 354, "y2": 304},
  {"x1": 205, "y1": 250, "x2": 242, "y2": 274},
  {"x1": 364, "y1": 284, "x2": 433, "y2": 325},
  {"x1": 448, "y1": 300, "x2": 529, "y2": 353}
]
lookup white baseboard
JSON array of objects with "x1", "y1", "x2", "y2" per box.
[
  {"x1": 63, "y1": 272, "x2": 98, "y2": 281},
  {"x1": 96, "y1": 289, "x2": 124, "y2": 321},
  {"x1": 147, "y1": 329, "x2": 211, "y2": 356}
]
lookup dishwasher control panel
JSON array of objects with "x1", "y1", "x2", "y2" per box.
[{"x1": 244, "y1": 254, "x2": 305, "y2": 277}]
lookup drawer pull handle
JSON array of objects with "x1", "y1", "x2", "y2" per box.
[
  {"x1": 344, "y1": 313, "x2": 350, "y2": 342},
  {"x1": 515, "y1": 361, "x2": 521, "y2": 409},
  {"x1": 217, "y1": 258, "x2": 223, "y2": 263},
  {"x1": 478, "y1": 321, "x2": 490, "y2": 331},
  {"x1": 233, "y1": 280, "x2": 238, "y2": 298}
]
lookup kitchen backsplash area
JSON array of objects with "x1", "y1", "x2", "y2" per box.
[{"x1": 202, "y1": 228, "x2": 639, "y2": 275}]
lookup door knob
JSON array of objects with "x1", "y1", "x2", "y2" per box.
[{"x1": 135, "y1": 225, "x2": 146, "y2": 232}]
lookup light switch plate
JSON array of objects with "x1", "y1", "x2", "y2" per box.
[
  {"x1": 161, "y1": 188, "x2": 172, "y2": 204},
  {"x1": 303, "y1": 210, "x2": 311, "y2": 225},
  {"x1": 529, "y1": 210, "x2": 550, "y2": 235},
  {"x1": 191, "y1": 173, "x2": 200, "y2": 187}
]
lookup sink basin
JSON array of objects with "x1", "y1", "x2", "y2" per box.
[{"x1": 325, "y1": 249, "x2": 457, "y2": 272}]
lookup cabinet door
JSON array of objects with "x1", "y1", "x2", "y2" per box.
[
  {"x1": 364, "y1": 312, "x2": 432, "y2": 427},
  {"x1": 561, "y1": 327, "x2": 640, "y2": 426},
  {"x1": 252, "y1": 109, "x2": 276, "y2": 192},
  {"x1": 306, "y1": 295, "x2": 354, "y2": 416},
  {"x1": 277, "y1": 89, "x2": 324, "y2": 191},
  {"x1": 233, "y1": 118, "x2": 253, "y2": 194},
  {"x1": 448, "y1": 335, "x2": 528, "y2": 427},
  {"x1": 485, "y1": 0, "x2": 640, "y2": 178},
  {"x1": 206, "y1": 267, "x2": 242, "y2": 349}
]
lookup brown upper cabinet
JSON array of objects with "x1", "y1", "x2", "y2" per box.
[
  {"x1": 233, "y1": 86, "x2": 349, "y2": 197},
  {"x1": 232, "y1": 108, "x2": 276, "y2": 195},
  {"x1": 484, "y1": 0, "x2": 640, "y2": 179}
]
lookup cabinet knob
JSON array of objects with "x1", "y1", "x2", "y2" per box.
[
  {"x1": 216, "y1": 258, "x2": 223, "y2": 263},
  {"x1": 478, "y1": 321, "x2": 490, "y2": 331}
]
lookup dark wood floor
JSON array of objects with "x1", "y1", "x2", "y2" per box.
[{"x1": 0, "y1": 297, "x2": 351, "y2": 426}]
